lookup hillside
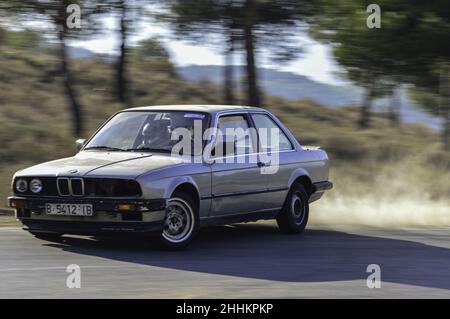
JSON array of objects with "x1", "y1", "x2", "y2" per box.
[
  {"x1": 177, "y1": 65, "x2": 442, "y2": 129},
  {"x1": 0, "y1": 47, "x2": 449, "y2": 226},
  {"x1": 177, "y1": 65, "x2": 361, "y2": 106},
  {"x1": 66, "y1": 47, "x2": 442, "y2": 129}
]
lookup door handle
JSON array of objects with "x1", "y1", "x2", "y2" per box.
[{"x1": 257, "y1": 161, "x2": 267, "y2": 168}]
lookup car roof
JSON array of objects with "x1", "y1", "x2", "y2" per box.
[{"x1": 123, "y1": 105, "x2": 265, "y2": 114}]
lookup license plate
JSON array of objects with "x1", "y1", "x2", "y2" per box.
[{"x1": 45, "y1": 203, "x2": 93, "y2": 216}]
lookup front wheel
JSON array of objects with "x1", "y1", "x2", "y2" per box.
[
  {"x1": 159, "y1": 191, "x2": 199, "y2": 250},
  {"x1": 276, "y1": 183, "x2": 309, "y2": 234}
]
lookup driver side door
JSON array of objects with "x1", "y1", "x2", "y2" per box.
[{"x1": 210, "y1": 113, "x2": 269, "y2": 216}]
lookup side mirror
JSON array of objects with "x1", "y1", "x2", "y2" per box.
[{"x1": 76, "y1": 139, "x2": 86, "y2": 151}]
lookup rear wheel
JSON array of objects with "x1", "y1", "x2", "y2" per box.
[
  {"x1": 276, "y1": 183, "x2": 309, "y2": 234},
  {"x1": 159, "y1": 191, "x2": 199, "y2": 250}
]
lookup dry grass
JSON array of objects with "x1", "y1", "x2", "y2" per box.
[
  {"x1": 0, "y1": 215, "x2": 19, "y2": 228},
  {"x1": 1, "y1": 47, "x2": 449, "y2": 227}
]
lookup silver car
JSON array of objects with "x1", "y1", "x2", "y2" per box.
[{"x1": 9, "y1": 105, "x2": 332, "y2": 249}]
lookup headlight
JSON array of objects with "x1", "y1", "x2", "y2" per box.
[
  {"x1": 15, "y1": 179, "x2": 28, "y2": 193},
  {"x1": 30, "y1": 179, "x2": 43, "y2": 193}
]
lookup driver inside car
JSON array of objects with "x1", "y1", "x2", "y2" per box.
[{"x1": 138, "y1": 119, "x2": 172, "y2": 150}]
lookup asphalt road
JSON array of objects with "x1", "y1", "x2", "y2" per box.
[{"x1": 0, "y1": 222, "x2": 449, "y2": 298}]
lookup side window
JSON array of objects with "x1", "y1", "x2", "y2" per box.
[
  {"x1": 215, "y1": 115, "x2": 254, "y2": 156},
  {"x1": 251, "y1": 113, "x2": 294, "y2": 152}
]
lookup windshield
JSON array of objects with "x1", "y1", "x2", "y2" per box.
[{"x1": 85, "y1": 111, "x2": 210, "y2": 154}]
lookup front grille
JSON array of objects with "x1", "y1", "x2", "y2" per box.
[
  {"x1": 14, "y1": 177, "x2": 141, "y2": 198},
  {"x1": 57, "y1": 178, "x2": 83, "y2": 196},
  {"x1": 84, "y1": 179, "x2": 142, "y2": 197},
  {"x1": 70, "y1": 178, "x2": 84, "y2": 196},
  {"x1": 57, "y1": 178, "x2": 70, "y2": 196}
]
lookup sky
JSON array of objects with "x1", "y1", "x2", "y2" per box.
[{"x1": 70, "y1": 15, "x2": 344, "y2": 85}]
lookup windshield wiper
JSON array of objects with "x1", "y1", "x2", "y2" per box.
[
  {"x1": 125, "y1": 147, "x2": 172, "y2": 153},
  {"x1": 84, "y1": 146, "x2": 126, "y2": 152}
]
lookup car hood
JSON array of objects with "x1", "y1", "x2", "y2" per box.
[{"x1": 15, "y1": 151, "x2": 187, "y2": 179}]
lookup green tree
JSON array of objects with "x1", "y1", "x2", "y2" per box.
[
  {"x1": 311, "y1": 0, "x2": 450, "y2": 144},
  {"x1": 409, "y1": 63, "x2": 450, "y2": 150},
  {"x1": 6, "y1": 0, "x2": 101, "y2": 136},
  {"x1": 130, "y1": 36, "x2": 175, "y2": 74},
  {"x1": 161, "y1": 0, "x2": 240, "y2": 105},
  {"x1": 163, "y1": 0, "x2": 311, "y2": 107},
  {"x1": 0, "y1": 29, "x2": 42, "y2": 51},
  {"x1": 99, "y1": 0, "x2": 150, "y2": 105},
  {"x1": 310, "y1": 1, "x2": 400, "y2": 128},
  {"x1": 133, "y1": 37, "x2": 169, "y2": 60}
]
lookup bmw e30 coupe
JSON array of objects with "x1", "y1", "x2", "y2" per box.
[{"x1": 8, "y1": 105, "x2": 332, "y2": 249}]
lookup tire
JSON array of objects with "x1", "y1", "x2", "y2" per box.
[
  {"x1": 159, "y1": 191, "x2": 199, "y2": 250},
  {"x1": 29, "y1": 232, "x2": 63, "y2": 241},
  {"x1": 276, "y1": 183, "x2": 309, "y2": 234}
]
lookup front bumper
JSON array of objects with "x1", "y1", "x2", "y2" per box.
[
  {"x1": 8, "y1": 196, "x2": 166, "y2": 236},
  {"x1": 8, "y1": 196, "x2": 166, "y2": 213},
  {"x1": 21, "y1": 219, "x2": 163, "y2": 236}
]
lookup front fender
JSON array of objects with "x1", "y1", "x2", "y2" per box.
[
  {"x1": 164, "y1": 176, "x2": 200, "y2": 199},
  {"x1": 137, "y1": 175, "x2": 201, "y2": 199}
]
